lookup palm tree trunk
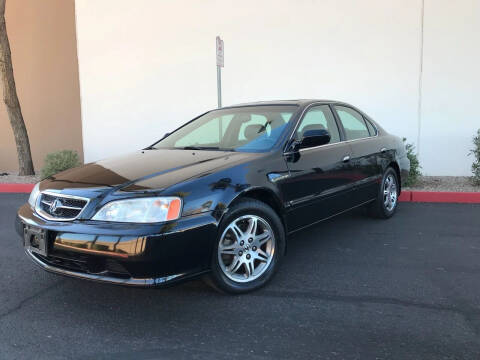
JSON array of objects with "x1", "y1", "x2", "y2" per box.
[{"x1": 0, "y1": 0, "x2": 34, "y2": 175}]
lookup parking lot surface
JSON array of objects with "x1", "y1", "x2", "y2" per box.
[{"x1": 1, "y1": 193, "x2": 479, "y2": 360}]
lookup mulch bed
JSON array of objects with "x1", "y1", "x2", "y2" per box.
[{"x1": 404, "y1": 176, "x2": 479, "y2": 192}]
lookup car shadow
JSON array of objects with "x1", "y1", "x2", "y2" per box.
[{"x1": 50, "y1": 205, "x2": 372, "y2": 300}]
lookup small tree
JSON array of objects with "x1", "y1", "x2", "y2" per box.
[
  {"x1": 403, "y1": 138, "x2": 421, "y2": 186},
  {"x1": 0, "y1": 0, "x2": 34, "y2": 175},
  {"x1": 471, "y1": 129, "x2": 480, "y2": 186}
]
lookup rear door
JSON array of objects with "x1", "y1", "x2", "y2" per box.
[
  {"x1": 283, "y1": 105, "x2": 356, "y2": 230},
  {"x1": 333, "y1": 105, "x2": 383, "y2": 204}
]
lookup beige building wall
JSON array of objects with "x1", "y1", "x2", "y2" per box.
[{"x1": 0, "y1": 0, "x2": 83, "y2": 173}]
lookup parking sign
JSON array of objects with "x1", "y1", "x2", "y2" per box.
[{"x1": 216, "y1": 36, "x2": 224, "y2": 67}]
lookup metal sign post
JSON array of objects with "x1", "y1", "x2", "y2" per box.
[{"x1": 216, "y1": 36, "x2": 224, "y2": 108}]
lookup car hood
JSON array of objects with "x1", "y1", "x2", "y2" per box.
[{"x1": 40, "y1": 149, "x2": 256, "y2": 195}]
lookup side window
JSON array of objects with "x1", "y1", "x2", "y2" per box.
[
  {"x1": 296, "y1": 105, "x2": 340, "y2": 144},
  {"x1": 365, "y1": 119, "x2": 377, "y2": 136},
  {"x1": 335, "y1": 106, "x2": 370, "y2": 140}
]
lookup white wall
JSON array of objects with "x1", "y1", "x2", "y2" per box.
[
  {"x1": 75, "y1": 0, "x2": 479, "y2": 175},
  {"x1": 419, "y1": 0, "x2": 480, "y2": 175}
]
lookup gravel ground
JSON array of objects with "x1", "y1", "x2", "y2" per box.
[
  {"x1": 0, "y1": 172, "x2": 40, "y2": 184},
  {"x1": 404, "y1": 176, "x2": 479, "y2": 192}
]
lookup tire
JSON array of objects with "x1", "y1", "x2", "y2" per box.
[
  {"x1": 368, "y1": 167, "x2": 399, "y2": 219},
  {"x1": 206, "y1": 198, "x2": 285, "y2": 294}
]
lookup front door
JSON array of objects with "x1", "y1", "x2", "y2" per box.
[{"x1": 282, "y1": 105, "x2": 356, "y2": 231}]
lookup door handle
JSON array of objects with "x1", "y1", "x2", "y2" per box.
[
  {"x1": 380, "y1": 147, "x2": 387, "y2": 153},
  {"x1": 342, "y1": 155, "x2": 350, "y2": 163}
]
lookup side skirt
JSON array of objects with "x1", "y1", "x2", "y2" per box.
[{"x1": 287, "y1": 198, "x2": 376, "y2": 235}]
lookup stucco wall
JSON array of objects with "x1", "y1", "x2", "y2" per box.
[
  {"x1": 0, "y1": 0, "x2": 83, "y2": 173},
  {"x1": 75, "y1": 0, "x2": 479, "y2": 175},
  {"x1": 419, "y1": 0, "x2": 480, "y2": 175}
]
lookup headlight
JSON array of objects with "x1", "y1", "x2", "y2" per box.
[
  {"x1": 91, "y1": 197, "x2": 182, "y2": 223},
  {"x1": 28, "y1": 183, "x2": 40, "y2": 208}
]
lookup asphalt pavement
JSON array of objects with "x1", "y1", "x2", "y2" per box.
[{"x1": 1, "y1": 193, "x2": 479, "y2": 360}]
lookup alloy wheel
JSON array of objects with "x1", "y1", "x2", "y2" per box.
[
  {"x1": 383, "y1": 174, "x2": 398, "y2": 211},
  {"x1": 218, "y1": 215, "x2": 275, "y2": 283}
]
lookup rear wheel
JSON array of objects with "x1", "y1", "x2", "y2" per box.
[
  {"x1": 368, "y1": 167, "x2": 399, "y2": 219},
  {"x1": 206, "y1": 198, "x2": 285, "y2": 294}
]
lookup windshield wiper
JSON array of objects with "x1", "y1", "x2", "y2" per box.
[
  {"x1": 182, "y1": 146, "x2": 235, "y2": 151},
  {"x1": 182, "y1": 146, "x2": 219, "y2": 150}
]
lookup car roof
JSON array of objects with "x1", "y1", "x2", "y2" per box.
[
  {"x1": 219, "y1": 99, "x2": 384, "y2": 133},
  {"x1": 223, "y1": 99, "x2": 349, "y2": 109}
]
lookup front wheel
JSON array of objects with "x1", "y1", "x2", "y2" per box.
[
  {"x1": 368, "y1": 167, "x2": 399, "y2": 219},
  {"x1": 206, "y1": 198, "x2": 285, "y2": 294}
]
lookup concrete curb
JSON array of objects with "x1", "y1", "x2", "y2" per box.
[{"x1": 0, "y1": 184, "x2": 479, "y2": 203}]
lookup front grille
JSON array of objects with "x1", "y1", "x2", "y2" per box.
[{"x1": 36, "y1": 192, "x2": 89, "y2": 221}]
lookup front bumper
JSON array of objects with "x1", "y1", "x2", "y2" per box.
[
  {"x1": 17, "y1": 204, "x2": 218, "y2": 287},
  {"x1": 23, "y1": 248, "x2": 179, "y2": 286}
]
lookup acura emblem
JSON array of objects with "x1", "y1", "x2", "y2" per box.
[{"x1": 49, "y1": 199, "x2": 62, "y2": 214}]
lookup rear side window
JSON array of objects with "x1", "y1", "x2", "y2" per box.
[
  {"x1": 335, "y1": 106, "x2": 369, "y2": 140},
  {"x1": 296, "y1": 105, "x2": 341, "y2": 144}
]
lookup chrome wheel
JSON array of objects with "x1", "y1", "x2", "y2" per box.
[
  {"x1": 383, "y1": 174, "x2": 398, "y2": 211},
  {"x1": 218, "y1": 215, "x2": 275, "y2": 283}
]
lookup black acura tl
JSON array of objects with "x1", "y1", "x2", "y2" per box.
[{"x1": 17, "y1": 100, "x2": 409, "y2": 293}]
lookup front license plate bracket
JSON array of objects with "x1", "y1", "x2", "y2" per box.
[{"x1": 24, "y1": 225, "x2": 48, "y2": 256}]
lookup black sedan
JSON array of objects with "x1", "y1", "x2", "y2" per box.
[{"x1": 17, "y1": 100, "x2": 409, "y2": 293}]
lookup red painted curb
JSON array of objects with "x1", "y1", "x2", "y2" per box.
[
  {"x1": 399, "y1": 191, "x2": 480, "y2": 203},
  {"x1": 398, "y1": 191, "x2": 412, "y2": 202},
  {"x1": 0, "y1": 183, "x2": 35, "y2": 193},
  {"x1": 410, "y1": 191, "x2": 480, "y2": 204}
]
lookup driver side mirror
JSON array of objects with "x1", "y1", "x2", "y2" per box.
[{"x1": 298, "y1": 129, "x2": 331, "y2": 149}]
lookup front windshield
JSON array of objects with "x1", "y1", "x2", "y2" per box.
[{"x1": 153, "y1": 105, "x2": 298, "y2": 152}]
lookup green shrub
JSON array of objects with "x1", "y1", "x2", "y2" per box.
[
  {"x1": 403, "y1": 138, "x2": 421, "y2": 187},
  {"x1": 41, "y1": 150, "x2": 81, "y2": 179},
  {"x1": 471, "y1": 129, "x2": 480, "y2": 186}
]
